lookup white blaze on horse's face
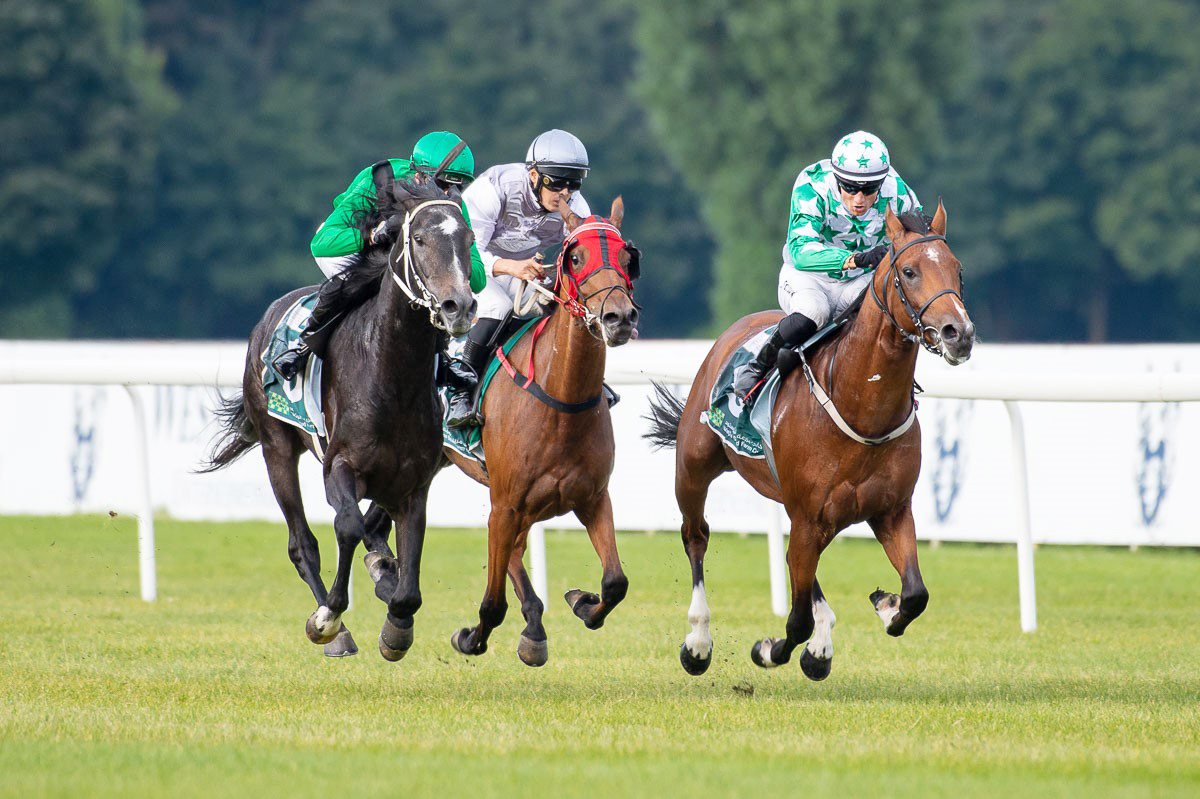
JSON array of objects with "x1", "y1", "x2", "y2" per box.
[{"x1": 437, "y1": 215, "x2": 462, "y2": 237}]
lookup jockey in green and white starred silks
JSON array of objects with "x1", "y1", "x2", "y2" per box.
[{"x1": 778, "y1": 135, "x2": 921, "y2": 326}]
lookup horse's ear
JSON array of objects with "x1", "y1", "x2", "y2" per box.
[
  {"x1": 557, "y1": 194, "x2": 584, "y2": 232},
  {"x1": 884, "y1": 206, "x2": 905, "y2": 242},
  {"x1": 930, "y1": 197, "x2": 947, "y2": 236},
  {"x1": 609, "y1": 196, "x2": 624, "y2": 231}
]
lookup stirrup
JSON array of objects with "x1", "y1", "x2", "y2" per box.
[
  {"x1": 273, "y1": 346, "x2": 310, "y2": 381},
  {"x1": 446, "y1": 392, "x2": 479, "y2": 429}
]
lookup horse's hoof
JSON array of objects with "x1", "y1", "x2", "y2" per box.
[
  {"x1": 870, "y1": 589, "x2": 902, "y2": 630},
  {"x1": 517, "y1": 634, "x2": 549, "y2": 667},
  {"x1": 799, "y1": 648, "x2": 832, "y2": 681},
  {"x1": 306, "y1": 606, "x2": 340, "y2": 645},
  {"x1": 750, "y1": 638, "x2": 781, "y2": 669},
  {"x1": 679, "y1": 643, "x2": 711, "y2": 676},
  {"x1": 365, "y1": 551, "x2": 398, "y2": 602},
  {"x1": 323, "y1": 625, "x2": 358, "y2": 658},
  {"x1": 378, "y1": 617, "x2": 413, "y2": 662},
  {"x1": 564, "y1": 589, "x2": 601, "y2": 627},
  {"x1": 451, "y1": 627, "x2": 486, "y2": 656}
]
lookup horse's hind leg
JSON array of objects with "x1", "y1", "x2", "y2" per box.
[
  {"x1": 507, "y1": 533, "x2": 547, "y2": 667},
  {"x1": 378, "y1": 487, "x2": 429, "y2": 662},
  {"x1": 564, "y1": 491, "x2": 628, "y2": 630},
  {"x1": 306, "y1": 457, "x2": 366, "y2": 648},
  {"x1": 261, "y1": 431, "x2": 356, "y2": 656},
  {"x1": 675, "y1": 435, "x2": 727, "y2": 676},
  {"x1": 868, "y1": 502, "x2": 928, "y2": 637}
]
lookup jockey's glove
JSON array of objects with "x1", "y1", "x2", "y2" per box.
[
  {"x1": 853, "y1": 244, "x2": 889, "y2": 271},
  {"x1": 369, "y1": 218, "x2": 399, "y2": 246}
]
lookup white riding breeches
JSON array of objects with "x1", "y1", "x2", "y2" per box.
[
  {"x1": 314, "y1": 254, "x2": 360, "y2": 280},
  {"x1": 777, "y1": 265, "x2": 872, "y2": 327},
  {"x1": 476, "y1": 274, "x2": 547, "y2": 321}
]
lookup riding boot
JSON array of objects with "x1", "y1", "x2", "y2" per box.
[
  {"x1": 273, "y1": 274, "x2": 349, "y2": 381},
  {"x1": 732, "y1": 312, "x2": 818, "y2": 404},
  {"x1": 445, "y1": 317, "x2": 502, "y2": 428}
]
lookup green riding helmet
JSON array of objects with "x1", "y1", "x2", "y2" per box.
[{"x1": 411, "y1": 131, "x2": 475, "y2": 186}]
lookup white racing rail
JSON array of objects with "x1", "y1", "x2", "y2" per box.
[{"x1": 3, "y1": 339, "x2": 1199, "y2": 633}]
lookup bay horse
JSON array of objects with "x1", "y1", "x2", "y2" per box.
[
  {"x1": 645, "y1": 202, "x2": 974, "y2": 680},
  {"x1": 440, "y1": 197, "x2": 640, "y2": 667},
  {"x1": 202, "y1": 176, "x2": 475, "y2": 659}
]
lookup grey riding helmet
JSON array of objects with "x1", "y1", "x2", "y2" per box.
[{"x1": 525, "y1": 129, "x2": 589, "y2": 182}]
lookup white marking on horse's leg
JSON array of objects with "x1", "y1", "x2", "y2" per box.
[
  {"x1": 683, "y1": 581, "x2": 712, "y2": 660},
  {"x1": 805, "y1": 597, "x2": 836, "y2": 660},
  {"x1": 313, "y1": 605, "x2": 341, "y2": 639},
  {"x1": 874, "y1": 592, "x2": 900, "y2": 628},
  {"x1": 754, "y1": 638, "x2": 777, "y2": 667}
]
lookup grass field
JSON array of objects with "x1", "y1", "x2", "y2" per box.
[{"x1": 1, "y1": 514, "x2": 1197, "y2": 798}]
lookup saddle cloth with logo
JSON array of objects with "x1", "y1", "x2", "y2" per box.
[{"x1": 703, "y1": 325, "x2": 783, "y2": 460}]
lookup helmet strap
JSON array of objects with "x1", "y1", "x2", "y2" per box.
[{"x1": 433, "y1": 140, "x2": 467, "y2": 179}]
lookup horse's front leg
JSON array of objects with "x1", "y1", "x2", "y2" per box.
[
  {"x1": 377, "y1": 487, "x2": 429, "y2": 662},
  {"x1": 565, "y1": 491, "x2": 628, "y2": 630},
  {"x1": 752, "y1": 519, "x2": 822, "y2": 670},
  {"x1": 306, "y1": 457, "x2": 365, "y2": 647},
  {"x1": 361, "y1": 501, "x2": 400, "y2": 604},
  {"x1": 506, "y1": 534, "x2": 547, "y2": 667},
  {"x1": 451, "y1": 504, "x2": 518, "y2": 658},
  {"x1": 868, "y1": 501, "x2": 928, "y2": 637}
]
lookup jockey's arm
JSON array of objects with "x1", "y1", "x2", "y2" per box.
[
  {"x1": 786, "y1": 214, "x2": 856, "y2": 274},
  {"x1": 458, "y1": 202, "x2": 487, "y2": 292}
]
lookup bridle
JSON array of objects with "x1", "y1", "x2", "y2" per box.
[
  {"x1": 869, "y1": 232, "x2": 963, "y2": 354},
  {"x1": 516, "y1": 220, "x2": 638, "y2": 341},
  {"x1": 384, "y1": 198, "x2": 463, "y2": 330}
]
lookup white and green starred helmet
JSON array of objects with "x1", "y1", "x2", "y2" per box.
[{"x1": 831, "y1": 131, "x2": 890, "y2": 183}]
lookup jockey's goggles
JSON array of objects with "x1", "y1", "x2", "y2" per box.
[
  {"x1": 836, "y1": 176, "x2": 884, "y2": 196},
  {"x1": 539, "y1": 172, "x2": 583, "y2": 192},
  {"x1": 434, "y1": 173, "x2": 472, "y2": 189}
]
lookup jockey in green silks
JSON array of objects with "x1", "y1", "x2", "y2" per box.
[
  {"x1": 274, "y1": 131, "x2": 487, "y2": 380},
  {"x1": 731, "y1": 130, "x2": 923, "y2": 404}
]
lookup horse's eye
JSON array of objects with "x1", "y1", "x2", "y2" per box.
[
  {"x1": 902, "y1": 267, "x2": 916, "y2": 279},
  {"x1": 571, "y1": 253, "x2": 579, "y2": 265},
  {"x1": 412, "y1": 234, "x2": 423, "y2": 245}
]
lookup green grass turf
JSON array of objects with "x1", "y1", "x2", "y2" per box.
[{"x1": 1, "y1": 514, "x2": 1197, "y2": 798}]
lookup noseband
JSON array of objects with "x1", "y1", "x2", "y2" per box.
[
  {"x1": 385, "y1": 198, "x2": 462, "y2": 330},
  {"x1": 869, "y1": 233, "x2": 963, "y2": 354},
  {"x1": 552, "y1": 221, "x2": 638, "y2": 340}
]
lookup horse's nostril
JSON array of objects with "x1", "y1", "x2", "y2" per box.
[
  {"x1": 603, "y1": 311, "x2": 621, "y2": 327},
  {"x1": 941, "y1": 323, "x2": 959, "y2": 342},
  {"x1": 629, "y1": 308, "x2": 640, "y2": 327},
  {"x1": 442, "y1": 299, "x2": 459, "y2": 317}
]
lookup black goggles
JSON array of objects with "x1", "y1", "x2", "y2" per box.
[
  {"x1": 540, "y1": 172, "x2": 583, "y2": 192},
  {"x1": 435, "y1": 173, "x2": 472, "y2": 189},
  {"x1": 836, "y1": 176, "x2": 884, "y2": 196}
]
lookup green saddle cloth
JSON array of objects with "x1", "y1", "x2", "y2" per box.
[
  {"x1": 441, "y1": 317, "x2": 542, "y2": 463},
  {"x1": 704, "y1": 324, "x2": 784, "y2": 459},
  {"x1": 261, "y1": 293, "x2": 326, "y2": 438}
]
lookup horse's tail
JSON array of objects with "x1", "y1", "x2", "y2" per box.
[
  {"x1": 197, "y1": 392, "x2": 259, "y2": 473},
  {"x1": 643, "y1": 381, "x2": 686, "y2": 450}
]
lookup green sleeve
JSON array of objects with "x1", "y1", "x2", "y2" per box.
[
  {"x1": 461, "y1": 200, "x2": 486, "y2": 292},
  {"x1": 310, "y1": 160, "x2": 415, "y2": 259},
  {"x1": 785, "y1": 187, "x2": 850, "y2": 273}
]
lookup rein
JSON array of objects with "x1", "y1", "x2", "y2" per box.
[
  {"x1": 384, "y1": 198, "x2": 462, "y2": 330},
  {"x1": 799, "y1": 231, "x2": 958, "y2": 446}
]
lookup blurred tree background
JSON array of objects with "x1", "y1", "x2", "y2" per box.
[{"x1": 2, "y1": 0, "x2": 1198, "y2": 342}]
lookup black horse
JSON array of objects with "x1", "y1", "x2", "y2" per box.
[{"x1": 202, "y1": 176, "x2": 475, "y2": 659}]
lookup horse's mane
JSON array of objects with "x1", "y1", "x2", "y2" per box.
[
  {"x1": 320, "y1": 176, "x2": 453, "y2": 318},
  {"x1": 897, "y1": 210, "x2": 933, "y2": 235}
]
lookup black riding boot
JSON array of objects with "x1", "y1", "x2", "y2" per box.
[
  {"x1": 273, "y1": 276, "x2": 348, "y2": 381},
  {"x1": 732, "y1": 312, "x2": 818, "y2": 403},
  {"x1": 445, "y1": 317, "x2": 502, "y2": 428}
]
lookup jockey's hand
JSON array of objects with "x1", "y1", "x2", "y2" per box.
[
  {"x1": 853, "y1": 244, "x2": 888, "y2": 271},
  {"x1": 369, "y1": 218, "x2": 397, "y2": 246},
  {"x1": 497, "y1": 256, "x2": 547, "y2": 282}
]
